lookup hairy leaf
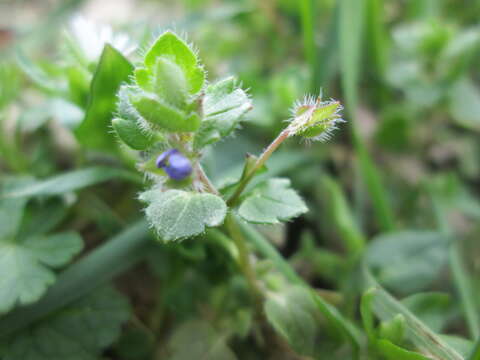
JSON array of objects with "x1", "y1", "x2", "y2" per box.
[
  {"x1": 139, "y1": 189, "x2": 227, "y2": 241},
  {"x1": 144, "y1": 31, "x2": 204, "y2": 94},
  {"x1": 112, "y1": 117, "x2": 155, "y2": 150},
  {"x1": 238, "y1": 178, "x2": 307, "y2": 224},
  {"x1": 130, "y1": 93, "x2": 200, "y2": 132},
  {"x1": 194, "y1": 77, "x2": 251, "y2": 149}
]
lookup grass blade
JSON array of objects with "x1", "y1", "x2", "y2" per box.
[
  {"x1": 364, "y1": 270, "x2": 464, "y2": 360},
  {"x1": 338, "y1": 0, "x2": 395, "y2": 231},
  {"x1": 0, "y1": 166, "x2": 142, "y2": 199},
  {"x1": 299, "y1": 0, "x2": 319, "y2": 92},
  {"x1": 365, "y1": 0, "x2": 388, "y2": 79}
]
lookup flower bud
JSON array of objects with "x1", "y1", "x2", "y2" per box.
[
  {"x1": 288, "y1": 95, "x2": 344, "y2": 141},
  {"x1": 156, "y1": 149, "x2": 192, "y2": 180}
]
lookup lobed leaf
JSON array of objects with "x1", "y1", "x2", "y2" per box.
[
  {"x1": 0, "y1": 232, "x2": 83, "y2": 314},
  {"x1": 0, "y1": 178, "x2": 32, "y2": 240},
  {"x1": 238, "y1": 178, "x2": 307, "y2": 224},
  {"x1": 2, "y1": 287, "x2": 130, "y2": 360},
  {"x1": 139, "y1": 189, "x2": 227, "y2": 242},
  {"x1": 194, "y1": 77, "x2": 252, "y2": 149}
]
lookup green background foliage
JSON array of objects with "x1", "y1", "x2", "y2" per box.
[{"x1": 0, "y1": 0, "x2": 480, "y2": 359}]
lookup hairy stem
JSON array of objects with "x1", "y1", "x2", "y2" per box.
[
  {"x1": 227, "y1": 129, "x2": 290, "y2": 206},
  {"x1": 194, "y1": 162, "x2": 220, "y2": 195}
]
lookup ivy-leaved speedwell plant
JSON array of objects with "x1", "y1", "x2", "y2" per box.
[
  {"x1": 113, "y1": 30, "x2": 344, "y2": 243},
  {"x1": 111, "y1": 31, "x2": 345, "y2": 353}
]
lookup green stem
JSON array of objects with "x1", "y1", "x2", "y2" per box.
[
  {"x1": 227, "y1": 129, "x2": 290, "y2": 207},
  {"x1": 195, "y1": 162, "x2": 220, "y2": 195},
  {"x1": 225, "y1": 213, "x2": 264, "y2": 314}
]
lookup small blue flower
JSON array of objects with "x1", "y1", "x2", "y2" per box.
[{"x1": 156, "y1": 149, "x2": 192, "y2": 180}]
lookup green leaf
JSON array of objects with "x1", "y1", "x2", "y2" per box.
[
  {"x1": 264, "y1": 286, "x2": 319, "y2": 356},
  {"x1": 194, "y1": 77, "x2": 251, "y2": 149},
  {"x1": 449, "y1": 77, "x2": 480, "y2": 131},
  {"x1": 440, "y1": 335, "x2": 474, "y2": 359},
  {"x1": 238, "y1": 178, "x2": 307, "y2": 224},
  {"x1": 0, "y1": 221, "x2": 149, "y2": 337},
  {"x1": 153, "y1": 57, "x2": 188, "y2": 108},
  {"x1": 379, "y1": 315, "x2": 406, "y2": 345},
  {"x1": 166, "y1": 320, "x2": 237, "y2": 360},
  {"x1": 364, "y1": 271, "x2": 464, "y2": 360},
  {"x1": 402, "y1": 292, "x2": 453, "y2": 333},
  {"x1": 112, "y1": 117, "x2": 156, "y2": 150},
  {"x1": 440, "y1": 28, "x2": 480, "y2": 81},
  {"x1": 49, "y1": 98, "x2": 84, "y2": 129},
  {"x1": 238, "y1": 221, "x2": 362, "y2": 351},
  {"x1": 139, "y1": 189, "x2": 227, "y2": 242},
  {"x1": 76, "y1": 45, "x2": 134, "y2": 152},
  {"x1": 0, "y1": 232, "x2": 83, "y2": 313},
  {"x1": 3, "y1": 287, "x2": 130, "y2": 360},
  {"x1": 130, "y1": 92, "x2": 200, "y2": 132},
  {"x1": 468, "y1": 339, "x2": 480, "y2": 360},
  {"x1": 16, "y1": 49, "x2": 63, "y2": 95},
  {"x1": 0, "y1": 178, "x2": 32, "y2": 240},
  {"x1": 366, "y1": 231, "x2": 449, "y2": 294},
  {"x1": 17, "y1": 198, "x2": 69, "y2": 240},
  {"x1": 320, "y1": 176, "x2": 366, "y2": 254},
  {"x1": 0, "y1": 167, "x2": 141, "y2": 199},
  {"x1": 376, "y1": 339, "x2": 432, "y2": 360},
  {"x1": 144, "y1": 31, "x2": 205, "y2": 94},
  {"x1": 134, "y1": 67, "x2": 152, "y2": 91}
]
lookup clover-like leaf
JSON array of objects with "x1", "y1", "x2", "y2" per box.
[
  {"x1": 144, "y1": 31, "x2": 204, "y2": 94},
  {"x1": 238, "y1": 178, "x2": 307, "y2": 224},
  {"x1": 3, "y1": 287, "x2": 130, "y2": 360},
  {"x1": 139, "y1": 189, "x2": 227, "y2": 242},
  {"x1": 194, "y1": 77, "x2": 251, "y2": 149},
  {"x1": 0, "y1": 232, "x2": 83, "y2": 314}
]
